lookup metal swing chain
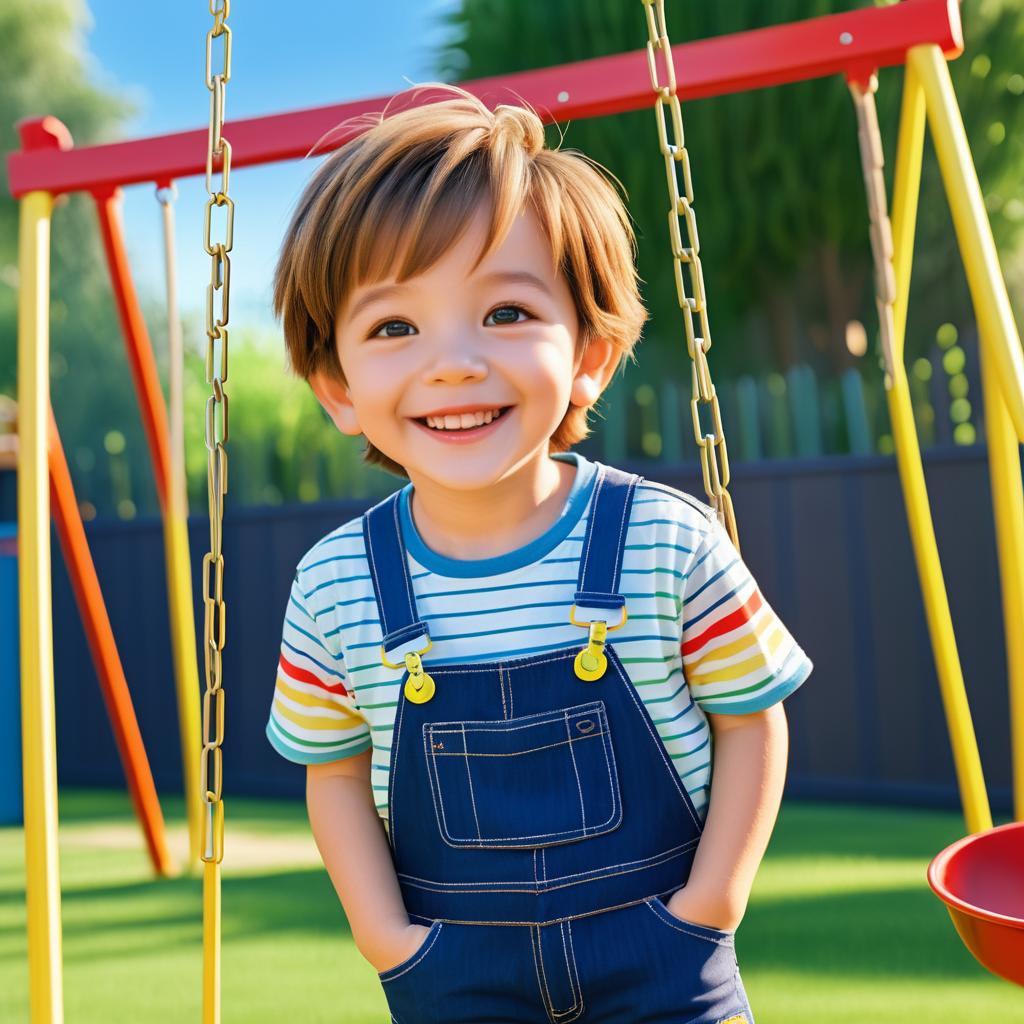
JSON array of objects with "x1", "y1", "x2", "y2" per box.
[
  {"x1": 640, "y1": 0, "x2": 739, "y2": 549},
  {"x1": 201, "y1": 0, "x2": 233, "y2": 870}
]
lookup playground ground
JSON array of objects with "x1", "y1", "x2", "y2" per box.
[{"x1": 0, "y1": 791, "x2": 1018, "y2": 1023}]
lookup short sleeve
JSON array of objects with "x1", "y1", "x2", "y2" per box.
[
  {"x1": 679, "y1": 521, "x2": 812, "y2": 714},
  {"x1": 265, "y1": 572, "x2": 372, "y2": 764}
]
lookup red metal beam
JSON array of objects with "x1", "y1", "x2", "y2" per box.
[{"x1": 7, "y1": 0, "x2": 962, "y2": 198}]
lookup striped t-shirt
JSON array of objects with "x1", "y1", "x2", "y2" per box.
[{"x1": 266, "y1": 451, "x2": 812, "y2": 825}]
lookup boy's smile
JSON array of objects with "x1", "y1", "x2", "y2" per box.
[
  {"x1": 408, "y1": 403, "x2": 515, "y2": 444},
  {"x1": 309, "y1": 201, "x2": 618, "y2": 559}
]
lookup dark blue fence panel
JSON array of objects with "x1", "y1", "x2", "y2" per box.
[{"x1": 48, "y1": 447, "x2": 1016, "y2": 814}]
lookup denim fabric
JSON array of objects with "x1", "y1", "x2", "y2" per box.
[{"x1": 363, "y1": 462, "x2": 754, "y2": 1023}]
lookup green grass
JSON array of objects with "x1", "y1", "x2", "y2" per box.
[{"x1": 0, "y1": 791, "x2": 1019, "y2": 1022}]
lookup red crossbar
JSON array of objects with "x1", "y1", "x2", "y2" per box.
[{"x1": 7, "y1": 0, "x2": 961, "y2": 198}]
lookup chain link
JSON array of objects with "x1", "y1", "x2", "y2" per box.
[
  {"x1": 201, "y1": 0, "x2": 232, "y2": 867},
  {"x1": 640, "y1": 0, "x2": 739, "y2": 549}
]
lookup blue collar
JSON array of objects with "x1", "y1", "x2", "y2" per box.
[{"x1": 397, "y1": 452, "x2": 597, "y2": 578}]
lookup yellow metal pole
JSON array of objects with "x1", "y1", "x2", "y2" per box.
[
  {"x1": 977, "y1": 341, "x2": 1024, "y2": 823},
  {"x1": 884, "y1": 69, "x2": 992, "y2": 836},
  {"x1": 158, "y1": 191, "x2": 203, "y2": 869},
  {"x1": 910, "y1": 43, "x2": 1024, "y2": 824},
  {"x1": 164, "y1": 502, "x2": 202, "y2": 868},
  {"x1": 17, "y1": 190, "x2": 64, "y2": 1023},
  {"x1": 890, "y1": 61, "x2": 927, "y2": 361},
  {"x1": 908, "y1": 44, "x2": 1024, "y2": 442},
  {"x1": 203, "y1": 859, "x2": 221, "y2": 1024}
]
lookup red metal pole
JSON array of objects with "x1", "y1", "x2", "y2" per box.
[
  {"x1": 7, "y1": 0, "x2": 962, "y2": 199},
  {"x1": 92, "y1": 190, "x2": 170, "y2": 516},
  {"x1": 47, "y1": 404, "x2": 174, "y2": 876}
]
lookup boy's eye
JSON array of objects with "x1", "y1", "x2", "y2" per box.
[
  {"x1": 367, "y1": 303, "x2": 533, "y2": 339},
  {"x1": 486, "y1": 303, "x2": 533, "y2": 326}
]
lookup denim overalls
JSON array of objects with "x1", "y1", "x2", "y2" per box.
[{"x1": 363, "y1": 462, "x2": 754, "y2": 1024}]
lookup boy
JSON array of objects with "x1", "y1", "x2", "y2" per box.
[{"x1": 266, "y1": 83, "x2": 812, "y2": 1023}]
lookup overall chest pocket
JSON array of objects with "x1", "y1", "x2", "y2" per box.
[{"x1": 422, "y1": 700, "x2": 622, "y2": 849}]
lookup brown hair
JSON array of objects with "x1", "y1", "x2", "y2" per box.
[{"x1": 274, "y1": 82, "x2": 648, "y2": 478}]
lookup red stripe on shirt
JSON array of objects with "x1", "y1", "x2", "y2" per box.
[
  {"x1": 279, "y1": 652, "x2": 350, "y2": 696},
  {"x1": 681, "y1": 587, "x2": 764, "y2": 658}
]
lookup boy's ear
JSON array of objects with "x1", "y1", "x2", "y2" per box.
[
  {"x1": 308, "y1": 370, "x2": 362, "y2": 436},
  {"x1": 570, "y1": 336, "x2": 619, "y2": 410}
]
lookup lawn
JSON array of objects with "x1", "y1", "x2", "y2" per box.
[{"x1": 0, "y1": 790, "x2": 1019, "y2": 1022}]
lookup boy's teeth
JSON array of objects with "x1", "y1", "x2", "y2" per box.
[{"x1": 426, "y1": 408, "x2": 501, "y2": 430}]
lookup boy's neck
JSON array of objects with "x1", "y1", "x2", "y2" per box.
[{"x1": 407, "y1": 454, "x2": 576, "y2": 563}]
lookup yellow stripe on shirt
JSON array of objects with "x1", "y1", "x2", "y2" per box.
[
  {"x1": 273, "y1": 695, "x2": 366, "y2": 733},
  {"x1": 687, "y1": 625, "x2": 785, "y2": 686}
]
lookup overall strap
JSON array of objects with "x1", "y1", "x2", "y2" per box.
[
  {"x1": 362, "y1": 492, "x2": 432, "y2": 661},
  {"x1": 573, "y1": 462, "x2": 643, "y2": 618},
  {"x1": 362, "y1": 461, "x2": 644, "y2": 663}
]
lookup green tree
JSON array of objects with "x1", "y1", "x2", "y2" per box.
[
  {"x1": 178, "y1": 320, "x2": 396, "y2": 511},
  {"x1": 0, "y1": 0, "x2": 151, "y2": 515},
  {"x1": 435, "y1": 0, "x2": 1024, "y2": 386}
]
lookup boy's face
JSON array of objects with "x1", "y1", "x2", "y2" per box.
[{"x1": 310, "y1": 203, "x2": 616, "y2": 493}]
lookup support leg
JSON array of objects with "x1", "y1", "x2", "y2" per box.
[
  {"x1": 17, "y1": 190, "x2": 64, "y2": 1024},
  {"x1": 47, "y1": 405, "x2": 175, "y2": 875},
  {"x1": 909, "y1": 44, "x2": 1024, "y2": 441}
]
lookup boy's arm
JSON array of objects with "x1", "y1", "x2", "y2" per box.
[
  {"x1": 306, "y1": 750, "x2": 430, "y2": 971},
  {"x1": 668, "y1": 703, "x2": 789, "y2": 931}
]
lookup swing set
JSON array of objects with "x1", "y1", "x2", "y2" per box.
[{"x1": 8, "y1": 0, "x2": 1024, "y2": 1020}]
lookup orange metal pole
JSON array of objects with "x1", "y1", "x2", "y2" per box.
[
  {"x1": 92, "y1": 190, "x2": 170, "y2": 513},
  {"x1": 47, "y1": 405, "x2": 175, "y2": 877}
]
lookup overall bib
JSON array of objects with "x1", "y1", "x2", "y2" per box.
[{"x1": 363, "y1": 462, "x2": 754, "y2": 1024}]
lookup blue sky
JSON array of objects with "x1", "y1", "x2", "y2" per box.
[{"x1": 82, "y1": 0, "x2": 462, "y2": 333}]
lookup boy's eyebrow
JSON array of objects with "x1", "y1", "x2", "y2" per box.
[{"x1": 345, "y1": 270, "x2": 553, "y2": 322}]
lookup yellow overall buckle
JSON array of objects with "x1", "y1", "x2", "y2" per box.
[
  {"x1": 381, "y1": 637, "x2": 436, "y2": 704},
  {"x1": 569, "y1": 605, "x2": 627, "y2": 682}
]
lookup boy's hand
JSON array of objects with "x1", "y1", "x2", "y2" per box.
[
  {"x1": 363, "y1": 920, "x2": 433, "y2": 975},
  {"x1": 664, "y1": 884, "x2": 743, "y2": 933}
]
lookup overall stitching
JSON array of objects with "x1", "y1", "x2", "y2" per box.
[
  {"x1": 548, "y1": 919, "x2": 584, "y2": 1021},
  {"x1": 529, "y1": 925, "x2": 555, "y2": 1024},
  {"x1": 397, "y1": 838, "x2": 699, "y2": 892},
  {"x1": 732, "y1": 964, "x2": 748, "y2": 1019},
  {"x1": 532, "y1": 921, "x2": 583, "y2": 1023},
  {"x1": 499, "y1": 664, "x2": 508, "y2": 719},
  {"x1": 562, "y1": 919, "x2": 583, "y2": 1017},
  {"x1": 364, "y1": 512, "x2": 389, "y2": 636},
  {"x1": 387, "y1": 670, "x2": 408, "y2": 858},
  {"x1": 423, "y1": 703, "x2": 621, "y2": 848},
  {"x1": 425, "y1": 727, "x2": 618, "y2": 846},
  {"x1": 607, "y1": 475, "x2": 637, "y2": 593},
  {"x1": 392, "y1": 498, "x2": 418, "y2": 640},
  {"x1": 376, "y1": 920, "x2": 444, "y2": 983},
  {"x1": 642, "y1": 899, "x2": 735, "y2": 947},
  {"x1": 426, "y1": 701, "x2": 606, "y2": 732},
  {"x1": 460, "y1": 723, "x2": 482, "y2": 841},
  {"x1": 564, "y1": 712, "x2": 587, "y2": 829},
  {"x1": 577, "y1": 468, "x2": 606, "y2": 590},
  {"x1": 430, "y1": 732, "x2": 604, "y2": 759},
  {"x1": 394, "y1": 893, "x2": 691, "y2": 929}
]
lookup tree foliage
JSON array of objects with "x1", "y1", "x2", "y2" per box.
[
  {"x1": 435, "y1": 0, "x2": 1024, "y2": 382},
  {"x1": 0, "y1": 0, "x2": 155, "y2": 510}
]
